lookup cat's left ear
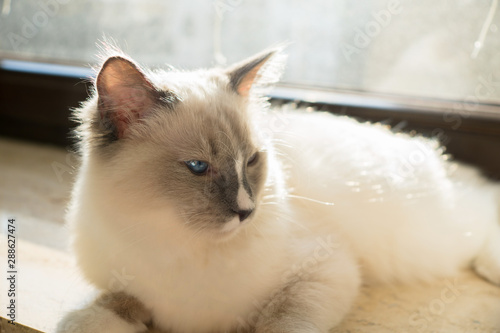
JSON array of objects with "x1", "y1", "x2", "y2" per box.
[{"x1": 226, "y1": 47, "x2": 286, "y2": 97}]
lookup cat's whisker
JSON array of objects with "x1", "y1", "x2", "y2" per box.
[
  {"x1": 190, "y1": 228, "x2": 207, "y2": 241},
  {"x1": 111, "y1": 234, "x2": 151, "y2": 257},
  {"x1": 259, "y1": 201, "x2": 280, "y2": 206},
  {"x1": 117, "y1": 220, "x2": 146, "y2": 236},
  {"x1": 269, "y1": 134, "x2": 303, "y2": 144},
  {"x1": 288, "y1": 220, "x2": 309, "y2": 232},
  {"x1": 180, "y1": 215, "x2": 204, "y2": 226},
  {"x1": 287, "y1": 194, "x2": 335, "y2": 206},
  {"x1": 268, "y1": 139, "x2": 293, "y2": 148},
  {"x1": 272, "y1": 151, "x2": 288, "y2": 158},
  {"x1": 261, "y1": 194, "x2": 281, "y2": 200},
  {"x1": 249, "y1": 221, "x2": 264, "y2": 236},
  {"x1": 262, "y1": 193, "x2": 335, "y2": 206}
]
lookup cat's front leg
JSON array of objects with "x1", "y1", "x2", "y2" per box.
[
  {"x1": 57, "y1": 292, "x2": 151, "y2": 333},
  {"x1": 254, "y1": 249, "x2": 360, "y2": 333}
]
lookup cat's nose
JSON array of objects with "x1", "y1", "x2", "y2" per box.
[{"x1": 235, "y1": 209, "x2": 253, "y2": 222}]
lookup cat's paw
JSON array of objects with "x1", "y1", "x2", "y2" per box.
[{"x1": 56, "y1": 306, "x2": 148, "y2": 333}]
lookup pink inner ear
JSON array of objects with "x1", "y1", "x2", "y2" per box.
[
  {"x1": 97, "y1": 56, "x2": 158, "y2": 138},
  {"x1": 104, "y1": 86, "x2": 154, "y2": 138},
  {"x1": 237, "y1": 66, "x2": 261, "y2": 97}
]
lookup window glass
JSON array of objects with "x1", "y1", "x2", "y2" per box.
[{"x1": 1, "y1": 0, "x2": 499, "y2": 104}]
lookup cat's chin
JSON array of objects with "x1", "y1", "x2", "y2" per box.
[
  {"x1": 215, "y1": 216, "x2": 249, "y2": 241},
  {"x1": 220, "y1": 216, "x2": 243, "y2": 233}
]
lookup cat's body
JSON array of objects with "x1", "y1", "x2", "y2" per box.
[{"x1": 58, "y1": 48, "x2": 500, "y2": 333}]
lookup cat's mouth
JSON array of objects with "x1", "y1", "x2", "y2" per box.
[{"x1": 219, "y1": 210, "x2": 254, "y2": 235}]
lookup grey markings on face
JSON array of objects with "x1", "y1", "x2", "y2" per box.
[
  {"x1": 214, "y1": 160, "x2": 240, "y2": 213},
  {"x1": 214, "y1": 153, "x2": 255, "y2": 216},
  {"x1": 168, "y1": 115, "x2": 267, "y2": 230}
]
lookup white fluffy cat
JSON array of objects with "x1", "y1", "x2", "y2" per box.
[{"x1": 57, "y1": 47, "x2": 500, "y2": 333}]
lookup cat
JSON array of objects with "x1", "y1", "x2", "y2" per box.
[{"x1": 57, "y1": 46, "x2": 500, "y2": 333}]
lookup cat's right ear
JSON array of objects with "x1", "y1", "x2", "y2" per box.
[
  {"x1": 96, "y1": 56, "x2": 163, "y2": 139},
  {"x1": 226, "y1": 47, "x2": 286, "y2": 97}
]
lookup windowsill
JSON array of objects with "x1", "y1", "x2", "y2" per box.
[
  {"x1": 272, "y1": 84, "x2": 500, "y2": 121},
  {"x1": 0, "y1": 317, "x2": 45, "y2": 333}
]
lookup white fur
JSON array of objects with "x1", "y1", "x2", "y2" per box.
[{"x1": 264, "y1": 109, "x2": 499, "y2": 284}]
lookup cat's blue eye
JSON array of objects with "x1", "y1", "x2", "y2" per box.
[{"x1": 185, "y1": 160, "x2": 209, "y2": 175}]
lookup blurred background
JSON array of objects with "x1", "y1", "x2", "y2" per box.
[{"x1": 1, "y1": 0, "x2": 499, "y2": 104}]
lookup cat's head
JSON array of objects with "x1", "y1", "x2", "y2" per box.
[{"x1": 77, "y1": 48, "x2": 285, "y2": 241}]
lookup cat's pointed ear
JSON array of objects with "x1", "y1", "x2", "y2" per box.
[
  {"x1": 226, "y1": 47, "x2": 286, "y2": 97},
  {"x1": 96, "y1": 56, "x2": 162, "y2": 139}
]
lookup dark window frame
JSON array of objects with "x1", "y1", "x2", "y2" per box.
[{"x1": 1, "y1": 58, "x2": 499, "y2": 179}]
